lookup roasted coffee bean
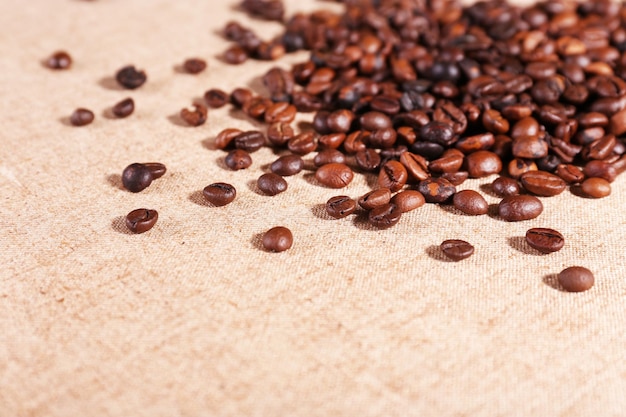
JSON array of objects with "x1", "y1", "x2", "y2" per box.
[
  {"x1": 326, "y1": 196, "x2": 357, "y2": 219},
  {"x1": 525, "y1": 228, "x2": 564, "y2": 253},
  {"x1": 264, "y1": 102, "x2": 297, "y2": 124},
  {"x1": 417, "y1": 177, "x2": 456, "y2": 204},
  {"x1": 429, "y1": 149, "x2": 464, "y2": 174},
  {"x1": 288, "y1": 132, "x2": 317, "y2": 155},
  {"x1": 234, "y1": 130, "x2": 265, "y2": 152},
  {"x1": 378, "y1": 160, "x2": 408, "y2": 192},
  {"x1": 225, "y1": 149, "x2": 252, "y2": 170},
  {"x1": 267, "y1": 123, "x2": 295, "y2": 147},
  {"x1": 558, "y1": 266, "x2": 594, "y2": 292},
  {"x1": 143, "y1": 162, "x2": 167, "y2": 180},
  {"x1": 257, "y1": 173, "x2": 288, "y2": 195},
  {"x1": 183, "y1": 58, "x2": 207, "y2": 74},
  {"x1": 368, "y1": 128, "x2": 397, "y2": 149},
  {"x1": 315, "y1": 163, "x2": 353, "y2": 188},
  {"x1": 243, "y1": 97, "x2": 271, "y2": 119},
  {"x1": 224, "y1": 45, "x2": 248, "y2": 65},
  {"x1": 512, "y1": 136, "x2": 548, "y2": 159},
  {"x1": 263, "y1": 67, "x2": 294, "y2": 102},
  {"x1": 400, "y1": 152, "x2": 429, "y2": 181},
  {"x1": 410, "y1": 141, "x2": 445, "y2": 160},
  {"x1": 610, "y1": 108, "x2": 626, "y2": 136},
  {"x1": 112, "y1": 98, "x2": 134, "y2": 118},
  {"x1": 391, "y1": 190, "x2": 425, "y2": 213},
  {"x1": 432, "y1": 102, "x2": 467, "y2": 135},
  {"x1": 368, "y1": 203, "x2": 402, "y2": 229},
  {"x1": 491, "y1": 176, "x2": 520, "y2": 197},
  {"x1": 327, "y1": 109, "x2": 355, "y2": 133},
  {"x1": 115, "y1": 65, "x2": 147, "y2": 89},
  {"x1": 440, "y1": 240, "x2": 474, "y2": 261},
  {"x1": 360, "y1": 111, "x2": 392, "y2": 131},
  {"x1": 314, "y1": 149, "x2": 346, "y2": 167},
  {"x1": 180, "y1": 104, "x2": 208, "y2": 126},
  {"x1": 456, "y1": 133, "x2": 495, "y2": 154},
  {"x1": 230, "y1": 88, "x2": 253, "y2": 107},
  {"x1": 511, "y1": 117, "x2": 540, "y2": 140},
  {"x1": 555, "y1": 164, "x2": 584, "y2": 184},
  {"x1": 482, "y1": 109, "x2": 510, "y2": 134},
  {"x1": 203, "y1": 182, "x2": 237, "y2": 206},
  {"x1": 270, "y1": 154, "x2": 304, "y2": 176},
  {"x1": 262, "y1": 226, "x2": 293, "y2": 253},
  {"x1": 441, "y1": 171, "x2": 469, "y2": 186},
  {"x1": 370, "y1": 95, "x2": 401, "y2": 115},
  {"x1": 215, "y1": 128, "x2": 243, "y2": 149},
  {"x1": 343, "y1": 131, "x2": 368, "y2": 154},
  {"x1": 536, "y1": 155, "x2": 561, "y2": 172},
  {"x1": 583, "y1": 135, "x2": 617, "y2": 161},
  {"x1": 70, "y1": 108, "x2": 94, "y2": 126},
  {"x1": 498, "y1": 195, "x2": 543, "y2": 222},
  {"x1": 358, "y1": 188, "x2": 392, "y2": 210},
  {"x1": 581, "y1": 177, "x2": 611, "y2": 198},
  {"x1": 45, "y1": 51, "x2": 72, "y2": 70},
  {"x1": 355, "y1": 149, "x2": 381, "y2": 171},
  {"x1": 520, "y1": 171, "x2": 566, "y2": 197},
  {"x1": 583, "y1": 160, "x2": 617, "y2": 182},
  {"x1": 204, "y1": 89, "x2": 230, "y2": 108},
  {"x1": 318, "y1": 133, "x2": 345, "y2": 150},
  {"x1": 453, "y1": 190, "x2": 488, "y2": 215},
  {"x1": 465, "y1": 151, "x2": 502, "y2": 178},
  {"x1": 122, "y1": 163, "x2": 153, "y2": 193},
  {"x1": 420, "y1": 121, "x2": 456, "y2": 146},
  {"x1": 125, "y1": 209, "x2": 158, "y2": 234},
  {"x1": 508, "y1": 158, "x2": 537, "y2": 179}
]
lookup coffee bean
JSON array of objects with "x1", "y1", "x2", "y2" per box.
[
  {"x1": 234, "y1": 130, "x2": 266, "y2": 152},
  {"x1": 224, "y1": 45, "x2": 248, "y2": 65},
  {"x1": 581, "y1": 177, "x2": 611, "y2": 198},
  {"x1": 270, "y1": 154, "x2": 304, "y2": 176},
  {"x1": 355, "y1": 149, "x2": 381, "y2": 171},
  {"x1": 525, "y1": 228, "x2": 565, "y2": 253},
  {"x1": 360, "y1": 111, "x2": 392, "y2": 131},
  {"x1": 498, "y1": 195, "x2": 543, "y2": 222},
  {"x1": 453, "y1": 190, "x2": 488, "y2": 215},
  {"x1": 125, "y1": 208, "x2": 158, "y2": 234},
  {"x1": 180, "y1": 104, "x2": 208, "y2": 126},
  {"x1": 440, "y1": 239, "x2": 474, "y2": 261},
  {"x1": 520, "y1": 171, "x2": 566, "y2": 196},
  {"x1": 267, "y1": 123, "x2": 295, "y2": 147},
  {"x1": 143, "y1": 162, "x2": 167, "y2": 180},
  {"x1": 122, "y1": 163, "x2": 153, "y2": 193},
  {"x1": 491, "y1": 176, "x2": 520, "y2": 197},
  {"x1": 511, "y1": 117, "x2": 540, "y2": 140},
  {"x1": 112, "y1": 98, "x2": 134, "y2": 118},
  {"x1": 555, "y1": 164, "x2": 585, "y2": 184},
  {"x1": 455, "y1": 133, "x2": 495, "y2": 154},
  {"x1": 203, "y1": 182, "x2": 237, "y2": 206},
  {"x1": 264, "y1": 102, "x2": 297, "y2": 124},
  {"x1": 183, "y1": 58, "x2": 207, "y2": 74},
  {"x1": 441, "y1": 171, "x2": 469, "y2": 186},
  {"x1": 358, "y1": 188, "x2": 392, "y2": 210},
  {"x1": 429, "y1": 149, "x2": 464, "y2": 174},
  {"x1": 225, "y1": 149, "x2": 252, "y2": 170},
  {"x1": 215, "y1": 128, "x2": 243, "y2": 149},
  {"x1": 512, "y1": 136, "x2": 549, "y2": 159},
  {"x1": 420, "y1": 121, "x2": 456, "y2": 146},
  {"x1": 368, "y1": 203, "x2": 402, "y2": 229},
  {"x1": 327, "y1": 109, "x2": 355, "y2": 133},
  {"x1": 262, "y1": 226, "x2": 293, "y2": 253},
  {"x1": 242, "y1": 0, "x2": 284, "y2": 22},
  {"x1": 378, "y1": 160, "x2": 408, "y2": 192},
  {"x1": 315, "y1": 163, "x2": 354, "y2": 188},
  {"x1": 482, "y1": 109, "x2": 510, "y2": 134},
  {"x1": 583, "y1": 160, "x2": 617, "y2": 182},
  {"x1": 70, "y1": 108, "x2": 94, "y2": 126},
  {"x1": 46, "y1": 51, "x2": 72, "y2": 70},
  {"x1": 326, "y1": 196, "x2": 357, "y2": 219},
  {"x1": 558, "y1": 266, "x2": 594, "y2": 292},
  {"x1": 257, "y1": 173, "x2": 288, "y2": 195},
  {"x1": 204, "y1": 89, "x2": 230, "y2": 108},
  {"x1": 115, "y1": 65, "x2": 147, "y2": 89},
  {"x1": 287, "y1": 132, "x2": 317, "y2": 155},
  {"x1": 465, "y1": 150, "x2": 502, "y2": 178},
  {"x1": 390, "y1": 190, "x2": 426, "y2": 213},
  {"x1": 507, "y1": 158, "x2": 537, "y2": 179},
  {"x1": 417, "y1": 177, "x2": 456, "y2": 204},
  {"x1": 314, "y1": 149, "x2": 346, "y2": 167},
  {"x1": 263, "y1": 67, "x2": 294, "y2": 102}
]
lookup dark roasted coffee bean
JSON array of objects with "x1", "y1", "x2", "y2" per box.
[
  {"x1": 257, "y1": 173, "x2": 287, "y2": 195},
  {"x1": 355, "y1": 149, "x2": 381, "y2": 172},
  {"x1": 455, "y1": 133, "x2": 495, "y2": 154},
  {"x1": 242, "y1": 0, "x2": 284, "y2": 22},
  {"x1": 112, "y1": 98, "x2": 134, "y2": 118},
  {"x1": 482, "y1": 109, "x2": 509, "y2": 134},
  {"x1": 583, "y1": 160, "x2": 617, "y2": 182},
  {"x1": 452, "y1": 190, "x2": 488, "y2": 215},
  {"x1": 498, "y1": 195, "x2": 543, "y2": 222},
  {"x1": 441, "y1": 171, "x2": 469, "y2": 186},
  {"x1": 327, "y1": 109, "x2": 355, "y2": 133},
  {"x1": 264, "y1": 102, "x2": 296, "y2": 124},
  {"x1": 325, "y1": 195, "x2": 357, "y2": 219},
  {"x1": 267, "y1": 123, "x2": 295, "y2": 147},
  {"x1": 536, "y1": 155, "x2": 561, "y2": 172},
  {"x1": 410, "y1": 141, "x2": 445, "y2": 160},
  {"x1": 360, "y1": 111, "x2": 392, "y2": 131},
  {"x1": 369, "y1": 128, "x2": 397, "y2": 149},
  {"x1": 224, "y1": 45, "x2": 248, "y2": 64},
  {"x1": 203, "y1": 182, "x2": 237, "y2": 206},
  {"x1": 288, "y1": 132, "x2": 317, "y2": 155},
  {"x1": 270, "y1": 154, "x2": 304, "y2": 176},
  {"x1": 433, "y1": 102, "x2": 467, "y2": 135},
  {"x1": 243, "y1": 97, "x2": 271, "y2": 119},
  {"x1": 314, "y1": 149, "x2": 346, "y2": 167},
  {"x1": 230, "y1": 88, "x2": 253, "y2": 107},
  {"x1": 370, "y1": 95, "x2": 401, "y2": 115},
  {"x1": 263, "y1": 67, "x2": 294, "y2": 102},
  {"x1": 115, "y1": 65, "x2": 147, "y2": 89},
  {"x1": 225, "y1": 149, "x2": 252, "y2": 170},
  {"x1": 143, "y1": 162, "x2": 167, "y2": 180},
  {"x1": 183, "y1": 58, "x2": 207, "y2": 74},
  {"x1": 262, "y1": 226, "x2": 293, "y2": 253},
  {"x1": 440, "y1": 239, "x2": 474, "y2": 261},
  {"x1": 46, "y1": 51, "x2": 72, "y2": 70},
  {"x1": 429, "y1": 149, "x2": 464, "y2": 174},
  {"x1": 378, "y1": 160, "x2": 408, "y2": 192},
  {"x1": 391, "y1": 190, "x2": 426, "y2": 213},
  {"x1": 342, "y1": 131, "x2": 368, "y2": 154},
  {"x1": 520, "y1": 171, "x2": 566, "y2": 197},
  {"x1": 234, "y1": 130, "x2": 265, "y2": 152},
  {"x1": 465, "y1": 151, "x2": 502, "y2": 178},
  {"x1": 491, "y1": 176, "x2": 520, "y2": 197},
  {"x1": 581, "y1": 177, "x2": 611, "y2": 198},
  {"x1": 525, "y1": 228, "x2": 564, "y2": 253},
  {"x1": 180, "y1": 104, "x2": 208, "y2": 126},
  {"x1": 558, "y1": 266, "x2": 594, "y2": 292},
  {"x1": 125, "y1": 209, "x2": 158, "y2": 234},
  {"x1": 122, "y1": 163, "x2": 152, "y2": 193},
  {"x1": 400, "y1": 152, "x2": 429, "y2": 181},
  {"x1": 70, "y1": 108, "x2": 94, "y2": 126},
  {"x1": 417, "y1": 177, "x2": 456, "y2": 204},
  {"x1": 204, "y1": 89, "x2": 230, "y2": 108},
  {"x1": 420, "y1": 121, "x2": 456, "y2": 146},
  {"x1": 358, "y1": 188, "x2": 391, "y2": 211},
  {"x1": 315, "y1": 163, "x2": 354, "y2": 188},
  {"x1": 368, "y1": 203, "x2": 402, "y2": 229}
]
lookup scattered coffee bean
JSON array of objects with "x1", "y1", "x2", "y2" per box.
[
  {"x1": 143, "y1": 162, "x2": 167, "y2": 180},
  {"x1": 183, "y1": 58, "x2": 207, "y2": 74},
  {"x1": 257, "y1": 172, "x2": 288, "y2": 195},
  {"x1": 453, "y1": 190, "x2": 488, "y2": 215},
  {"x1": 326, "y1": 195, "x2": 357, "y2": 219},
  {"x1": 498, "y1": 195, "x2": 543, "y2": 222},
  {"x1": 125, "y1": 208, "x2": 158, "y2": 234},
  {"x1": 520, "y1": 171, "x2": 566, "y2": 197},
  {"x1": 270, "y1": 154, "x2": 304, "y2": 176},
  {"x1": 368, "y1": 203, "x2": 402, "y2": 228},
  {"x1": 224, "y1": 149, "x2": 252, "y2": 170},
  {"x1": 558, "y1": 266, "x2": 594, "y2": 292},
  {"x1": 234, "y1": 130, "x2": 265, "y2": 152},
  {"x1": 313, "y1": 149, "x2": 346, "y2": 167},
  {"x1": 315, "y1": 163, "x2": 354, "y2": 188},
  {"x1": 491, "y1": 176, "x2": 520, "y2": 197},
  {"x1": 440, "y1": 239, "x2": 474, "y2": 261},
  {"x1": 203, "y1": 182, "x2": 237, "y2": 206},
  {"x1": 180, "y1": 104, "x2": 208, "y2": 126},
  {"x1": 224, "y1": 45, "x2": 248, "y2": 64},
  {"x1": 112, "y1": 98, "x2": 134, "y2": 118},
  {"x1": 70, "y1": 108, "x2": 94, "y2": 126},
  {"x1": 417, "y1": 177, "x2": 456, "y2": 203},
  {"x1": 204, "y1": 89, "x2": 230, "y2": 108},
  {"x1": 581, "y1": 177, "x2": 611, "y2": 198},
  {"x1": 465, "y1": 151, "x2": 502, "y2": 178},
  {"x1": 262, "y1": 226, "x2": 293, "y2": 252},
  {"x1": 358, "y1": 188, "x2": 391, "y2": 210},
  {"x1": 45, "y1": 51, "x2": 72, "y2": 70},
  {"x1": 390, "y1": 190, "x2": 426, "y2": 213},
  {"x1": 115, "y1": 65, "x2": 147, "y2": 89},
  {"x1": 525, "y1": 228, "x2": 565, "y2": 253},
  {"x1": 122, "y1": 163, "x2": 153, "y2": 193},
  {"x1": 378, "y1": 160, "x2": 408, "y2": 192}
]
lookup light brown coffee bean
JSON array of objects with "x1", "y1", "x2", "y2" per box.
[
  {"x1": 520, "y1": 171, "x2": 567, "y2": 196},
  {"x1": 315, "y1": 163, "x2": 354, "y2": 188},
  {"x1": 452, "y1": 190, "x2": 489, "y2": 215}
]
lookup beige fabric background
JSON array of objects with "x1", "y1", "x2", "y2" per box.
[{"x1": 1, "y1": 0, "x2": 626, "y2": 415}]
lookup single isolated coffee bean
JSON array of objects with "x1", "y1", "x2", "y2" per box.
[
  {"x1": 125, "y1": 208, "x2": 158, "y2": 234},
  {"x1": 326, "y1": 195, "x2": 357, "y2": 219},
  {"x1": 183, "y1": 58, "x2": 207, "y2": 74},
  {"x1": 498, "y1": 195, "x2": 543, "y2": 222},
  {"x1": 440, "y1": 239, "x2": 474, "y2": 261},
  {"x1": 452, "y1": 190, "x2": 488, "y2": 215},
  {"x1": 122, "y1": 163, "x2": 153, "y2": 192},
  {"x1": 491, "y1": 176, "x2": 520, "y2": 197},
  {"x1": 391, "y1": 190, "x2": 426, "y2": 213},
  {"x1": 115, "y1": 65, "x2": 147, "y2": 89},
  {"x1": 581, "y1": 177, "x2": 611, "y2": 198},
  {"x1": 70, "y1": 108, "x2": 94, "y2": 126},
  {"x1": 257, "y1": 172, "x2": 288, "y2": 195},
  {"x1": 203, "y1": 183, "x2": 237, "y2": 206},
  {"x1": 180, "y1": 104, "x2": 208, "y2": 126},
  {"x1": 262, "y1": 226, "x2": 293, "y2": 252},
  {"x1": 368, "y1": 203, "x2": 402, "y2": 229},
  {"x1": 270, "y1": 154, "x2": 304, "y2": 176},
  {"x1": 45, "y1": 51, "x2": 72, "y2": 70},
  {"x1": 558, "y1": 266, "x2": 594, "y2": 292},
  {"x1": 525, "y1": 228, "x2": 565, "y2": 253},
  {"x1": 224, "y1": 149, "x2": 252, "y2": 170},
  {"x1": 112, "y1": 97, "x2": 134, "y2": 118},
  {"x1": 315, "y1": 163, "x2": 354, "y2": 188}
]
